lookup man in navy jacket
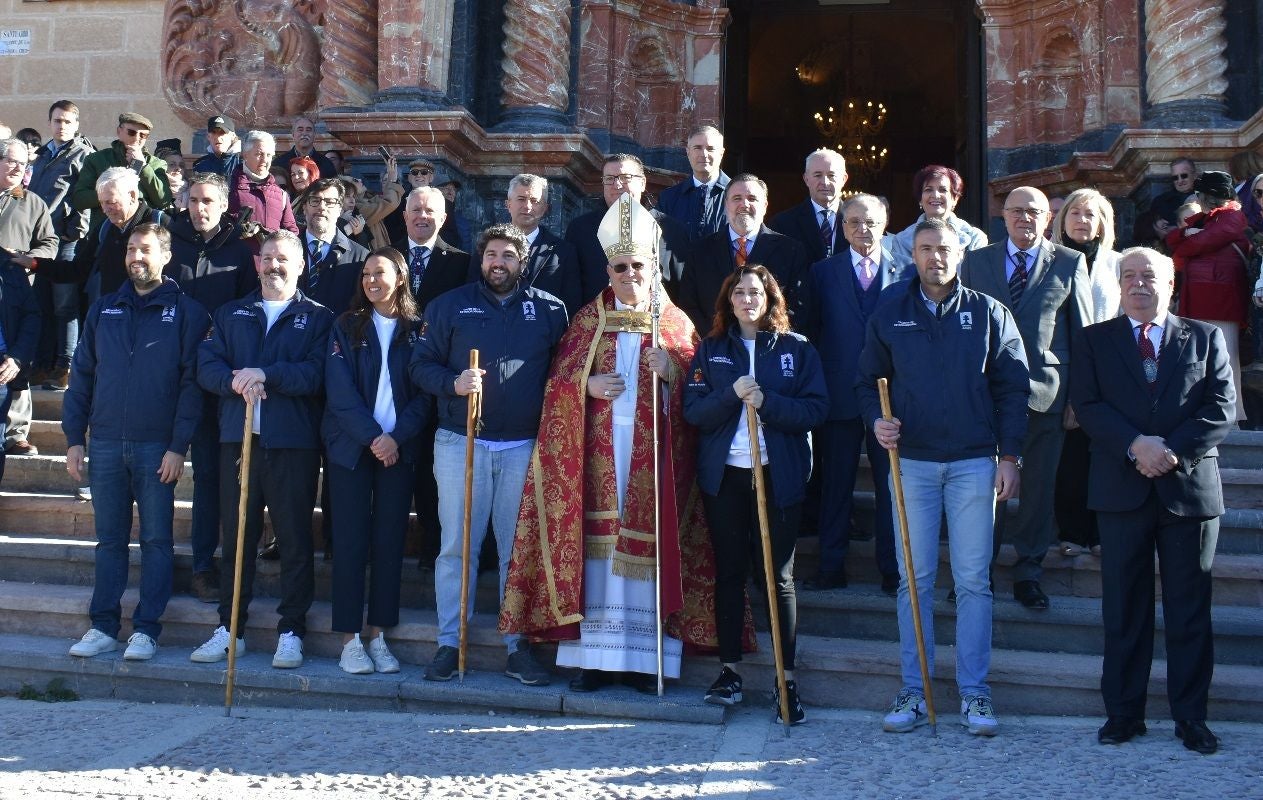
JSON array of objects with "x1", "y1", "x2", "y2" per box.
[
  {"x1": 410, "y1": 223, "x2": 568, "y2": 685},
  {"x1": 64, "y1": 223, "x2": 208, "y2": 662},
  {"x1": 857, "y1": 218, "x2": 1029, "y2": 738},
  {"x1": 191, "y1": 230, "x2": 334, "y2": 671},
  {"x1": 656, "y1": 125, "x2": 730, "y2": 242}
]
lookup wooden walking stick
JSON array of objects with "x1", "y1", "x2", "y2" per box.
[
  {"x1": 224, "y1": 398, "x2": 256, "y2": 716},
  {"x1": 458, "y1": 349, "x2": 481, "y2": 682},
  {"x1": 878, "y1": 378, "x2": 937, "y2": 733},
  {"x1": 745, "y1": 403, "x2": 792, "y2": 735}
]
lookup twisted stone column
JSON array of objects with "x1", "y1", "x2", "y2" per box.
[
  {"x1": 319, "y1": 0, "x2": 379, "y2": 109},
  {"x1": 499, "y1": 0, "x2": 572, "y2": 130},
  {"x1": 1144, "y1": 0, "x2": 1228, "y2": 124}
]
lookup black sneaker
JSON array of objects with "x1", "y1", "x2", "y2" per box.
[
  {"x1": 424, "y1": 645, "x2": 459, "y2": 681},
  {"x1": 774, "y1": 680, "x2": 807, "y2": 725},
  {"x1": 505, "y1": 642, "x2": 551, "y2": 686},
  {"x1": 704, "y1": 666, "x2": 743, "y2": 706}
]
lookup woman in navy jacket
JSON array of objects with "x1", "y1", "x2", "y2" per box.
[
  {"x1": 324, "y1": 247, "x2": 430, "y2": 675},
  {"x1": 683, "y1": 264, "x2": 829, "y2": 724}
]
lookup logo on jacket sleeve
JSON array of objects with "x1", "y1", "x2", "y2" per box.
[
  {"x1": 691, "y1": 367, "x2": 704, "y2": 385},
  {"x1": 293, "y1": 312, "x2": 308, "y2": 331},
  {"x1": 958, "y1": 311, "x2": 973, "y2": 330},
  {"x1": 161, "y1": 306, "x2": 176, "y2": 323},
  {"x1": 522, "y1": 300, "x2": 536, "y2": 321},
  {"x1": 780, "y1": 353, "x2": 795, "y2": 377}
]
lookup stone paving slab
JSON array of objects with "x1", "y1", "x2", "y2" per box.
[{"x1": 0, "y1": 697, "x2": 1258, "y2": 799}]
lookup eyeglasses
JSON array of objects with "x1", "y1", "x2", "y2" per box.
[
  {"x1": 1172, "y1": 173, "x2": 1192, "y2": 181},
  {"x1": 843, "y1": 218, "x2": 880, "y2": 229},
  {"x1": 610, "y1": 262, "x2": 648, "y2": 273},
  {"x1": 1003, "y1": 207, "x2": 1048, "y2": 219},
  {"x1": 306, "y1": 197, "x2": 343, "y2": 208},
  {"x1": 602, "y1": 174, "x2": 644, "y2": 186},
  {"x1": 1, "y1": 157, "x2": 27, "y2": 169},
  {"x1": 121, "y1": 127, "x2": 150, "y2": 140},
  {"x1": 409, "y1": 168, "x2": 433, "y2": 176}
]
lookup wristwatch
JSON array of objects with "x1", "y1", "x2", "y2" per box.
[{"x1": 1000, "y1": 454, "x2": 1023, "y2": 469}]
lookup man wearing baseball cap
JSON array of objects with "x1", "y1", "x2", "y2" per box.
[
  {"x1": 193, "y1": 115, "x2": 241, "y2": 178},
  {"x1": 72, "y1": 112, "x2": 172, "y2": 218}
]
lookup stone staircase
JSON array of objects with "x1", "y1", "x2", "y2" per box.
[{"x1": 1, "y1": 388, "x2": 1261, "y2": 722}]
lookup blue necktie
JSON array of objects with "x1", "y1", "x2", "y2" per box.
[{"x1": 410, "y1": 246, "x2": 429, "y2": 294}]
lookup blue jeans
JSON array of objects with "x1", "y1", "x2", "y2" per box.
[
  {"x1": 33, "y1": 272, "x2": 80, "y2": 370},
  {"x1": 87, "y1": 438, "x2": 176, "y2": 640},
  {"x1": 432, "y1": 429, "x2": 532, "y2": 652},
  {"x1": 890, "y1": 456, "x2": 996, "y2": 700}
]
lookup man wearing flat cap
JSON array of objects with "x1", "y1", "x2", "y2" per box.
[
  {"x1": 72, "y1": 113, "x2": 172, "y2": 220},
  {"x1": 501, "y1": 193, "x2": 739, "y2": 694},
  {"x1": 193, "y1": 116, "x2": 241, "y2": 178}
]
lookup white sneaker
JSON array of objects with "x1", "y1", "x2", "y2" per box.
[
  {"x1": 368, "y1": 633, "x2": 400, "y2": 674},
  {"x1": 190, "y1": 626, "x2": 245, "y2": 663},
  {"x1": 961, "y1": 695, "x2": 1000, "y2": 736},
  {"x1": 882, "y1": 689, "x2": 929, "y2": 733},
  {"x1": 68, "y1": 629, "x2": 118, "y2": 658},
  {"x1": 272, "y1": 631, "x2": 303, "y2": 669},
  {"x1": 339, "y1": 635, "x2": 374, "y2": 675},
  {"x1": 123, "y1": 632, "x2": 157, "y2": 661}
]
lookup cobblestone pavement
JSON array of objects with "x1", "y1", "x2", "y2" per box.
[{"x1": 0, "y1": 698, "x2": 1258, "y2": 799}]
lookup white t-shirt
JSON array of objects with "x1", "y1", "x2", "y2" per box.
[
  {"x1": 252, "y1": 299, "x2": 292, "y2": 434},
  {"x1": 371, "y1": 311, "x2": 397, "y2": 433},
  {"x1": 727, "y1": 337, "x2": 768, "y2": 467}
]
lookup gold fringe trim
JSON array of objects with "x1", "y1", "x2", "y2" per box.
[{"x1": 611, "y1": 552, "x2": 657, "y2": 582}]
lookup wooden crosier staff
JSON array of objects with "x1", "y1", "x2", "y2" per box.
[
  {"x1": 745, "y1": 403, "x2": 792, "y2": 735},
  {"x1": 649, "y1": 278, "x2": 665, "y2": 698},
  {"x1": 224, "y1": 399, "x2": 256, "y2": 716},
  {"x1": 878, "y1": 377, "x2": 937, "y2": 733},
  {"x1": 458, "y1": 349, "x2": 481, "y2": 682}
]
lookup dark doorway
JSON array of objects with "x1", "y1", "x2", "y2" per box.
[{"x1": 723, "y1": 0, "x2": 986, "y2": 230}]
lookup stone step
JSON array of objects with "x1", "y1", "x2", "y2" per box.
[
  {"x1": 26, "y1": 420, "x2": 67, "y2": 455},
  {"x1": 3, "y1": 456, "x2": 195, "y2": 500},
  {"x1": 0, "y1": 581, "x2": 1259, "y2": 721}
]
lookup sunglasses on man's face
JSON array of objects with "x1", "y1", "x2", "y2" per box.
[
  {"x1": 610, "y1": 262, "x2": 648, "y2": 274},
  {"x1": 1172, "y1": 173, "x2": 1191, "y2": 181},
  {"x1": 410, "y1": 169, "x2": 433, "y2": 176}
]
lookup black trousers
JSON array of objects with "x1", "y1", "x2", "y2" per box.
[
  {"x1": 702, "y1": 465, "x2": 799, "y2": 669},
  {"x1": 329, "y1": 452, "x2": 413, "y2": 632},
  {"x1": 1098, "y1": 487, "x2": 1216, "y2": 721},
  {"x1": 412, "y1": 419, "x2": 442, "y2": 561},
  {"x1": 1054, "y1": 427, "x2": 1098, "y2": 548},
  {"x1": 217, "y1": 441, "x2": 320, "y2": 637}
]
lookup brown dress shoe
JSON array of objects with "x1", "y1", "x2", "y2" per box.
[
  {"x1": 190, "y1": 571, "x2": 219, "y2": 604},
  {"x1": 43, "y1": 366, "x2": 70, "y2": 391},
  {"x1": 5, "y1": 440, "x2": 38, "y2": 456}
]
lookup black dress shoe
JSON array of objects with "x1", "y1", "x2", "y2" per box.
[
  {"x1": 568, "y1": 669, "x2": 612, "y2": 693},
  {"x1": 1013, "y1": 580, "x2": 1049, "y2": 610},
  {"x1": 258, "y1": 540, "x2": 280, "y2": 560},
  {"x1": 1098, "y1": 716, "x2": 1147, "y2": 745},
  {"x1": 622, "y1": 671, "x2": 658, "y2": 695},
  {"x1": 1174, "y1": 720, "x2": 1219, "y2": 754},
  {"x1": 880, "y1": 574, "x2": 899, "y2": 597},
  {"x1": 803, "y1": 570, "x2": 847, "y2": 591}
]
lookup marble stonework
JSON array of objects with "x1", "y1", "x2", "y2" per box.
[
  {"x1": 977, "y1": 0, "x2": 1141, "y2": 150},
  {"x1": 501, "y1": 0, "x2": 573, "y2": 117},
  {"x1": 1145, "y1": 0, "x2": 1229, "y2": 106}
]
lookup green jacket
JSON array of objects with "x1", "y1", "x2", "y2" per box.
[{"x1": 72, "y1": 140, "x2": 173, "y2": 214}]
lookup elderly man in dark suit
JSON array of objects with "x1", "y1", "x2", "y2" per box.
[
  {"x1": 1071, "y1": 247, "x2": 1234, "y2": 755},
  {"x1": 564, "y1": 153, "x2": 689, "y2": 304},
  {"x1": 466, "y1": 174, "x2": 580, "y2": 314},
  {"x1": 801, "y1": 193, "x2": 911, "y2": 593},
  {"x1": 656, "y1": 125, "x2": 730, "y2": 243},
  {"x1": 676, "y1": 173, "x2": 808, "y2": 333},
  {"x1": 769, "y1": 148, "x2": 849, "y2": 263},
  {"x1": 960, "y1": 186, "x2": 1092, "y2": 610}
]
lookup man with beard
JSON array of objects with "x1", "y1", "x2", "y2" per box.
[
  {"x1": 273, "y1": 116, "x2": 336, "y2": 180},
  {"x1": 63, "y1": 223, "x2": 209, "y2": 661},
  {"x1": 166, "y1": 171, "x2": 257, "y2": 602},
  {"x1": 409, "y1": 222, "x2": 568, "y2": 684},
  {"x1": 299, "y1": 178, "x2": 368, "y2": 315},
  {"x1": 676, "y1": 173, "x2": 808, "y2": 333},
  {"x1": 191, "y1": 230, "x2": 333, "y2": 670}
]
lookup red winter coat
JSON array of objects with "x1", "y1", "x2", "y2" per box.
[{"x1": 1166, "y1": 202, "x2": 1251, "y2": 325}]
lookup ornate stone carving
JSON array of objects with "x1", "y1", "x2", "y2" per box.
[
  {"x1": 1144, "y1": 0, "x2": 1228, "y2": 106},
  {"x1": 162, "y1": 0, "x2": 322, "y2": 130},
  {"x1": 320, "y1": 0, "x2": 379, "y2": 109},
  {"x1": 501, "y1": 0, "x2": 571, "y2": 113}
]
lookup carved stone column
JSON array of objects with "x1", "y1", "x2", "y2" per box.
[
  {"x1": 498, "y1": 0, "x2": 573, "y2": 131},
  {"x1": 376, "y1": 0, "x2": 456, "y2": 106},
  {"x1": 319, "y1": 0, "x2": 379, "y2": 110},
  {"x1": 1144, "y1": 0, "x2": 1230, "y2": 126}
]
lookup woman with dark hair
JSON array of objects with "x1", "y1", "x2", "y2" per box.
[
  {"x1": 1166, "y1": 170, "x2": 1251, "y2": 423},
  {"x1": 888, "y1": 165, "x2": 988, "y2": 266},
  {"x1": 324, "y1": 246, "x2": 430, "y2": 674},
  {"x1": 683, "y1": 264, "x2": 829, "y2": 724}
]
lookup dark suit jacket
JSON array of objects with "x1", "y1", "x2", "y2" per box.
[
  {"x1": 464, "y1": 226, "x2": 580, "y2": 316},
  {"x1": 769, "y1": 200, "x2": 847, "y2": 264},
  {"x1": 804, "y1": 247, "x2": 911, "y2": 420},
  {"x1": 677, "y1": 225, "x2": 810, "y2": 334},
  {"x1": 565, "y1": 205, "x2": 689, "y2": 305},
  {"x1": 300, "y1": 229, "x2": 369, "y2": 316},
  {"x1": 656, "y1": 171, "x2": 730, "y2": 242},
  {"x1": 1071, "y1": 314, "x2": 1234, "y2": 518},
  {"x1": 960, "y1": 238, "x2": 1092, "y2": 413},
  {"x1": 394, "y1": 236, "x2": 470, "y2": 313}
]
